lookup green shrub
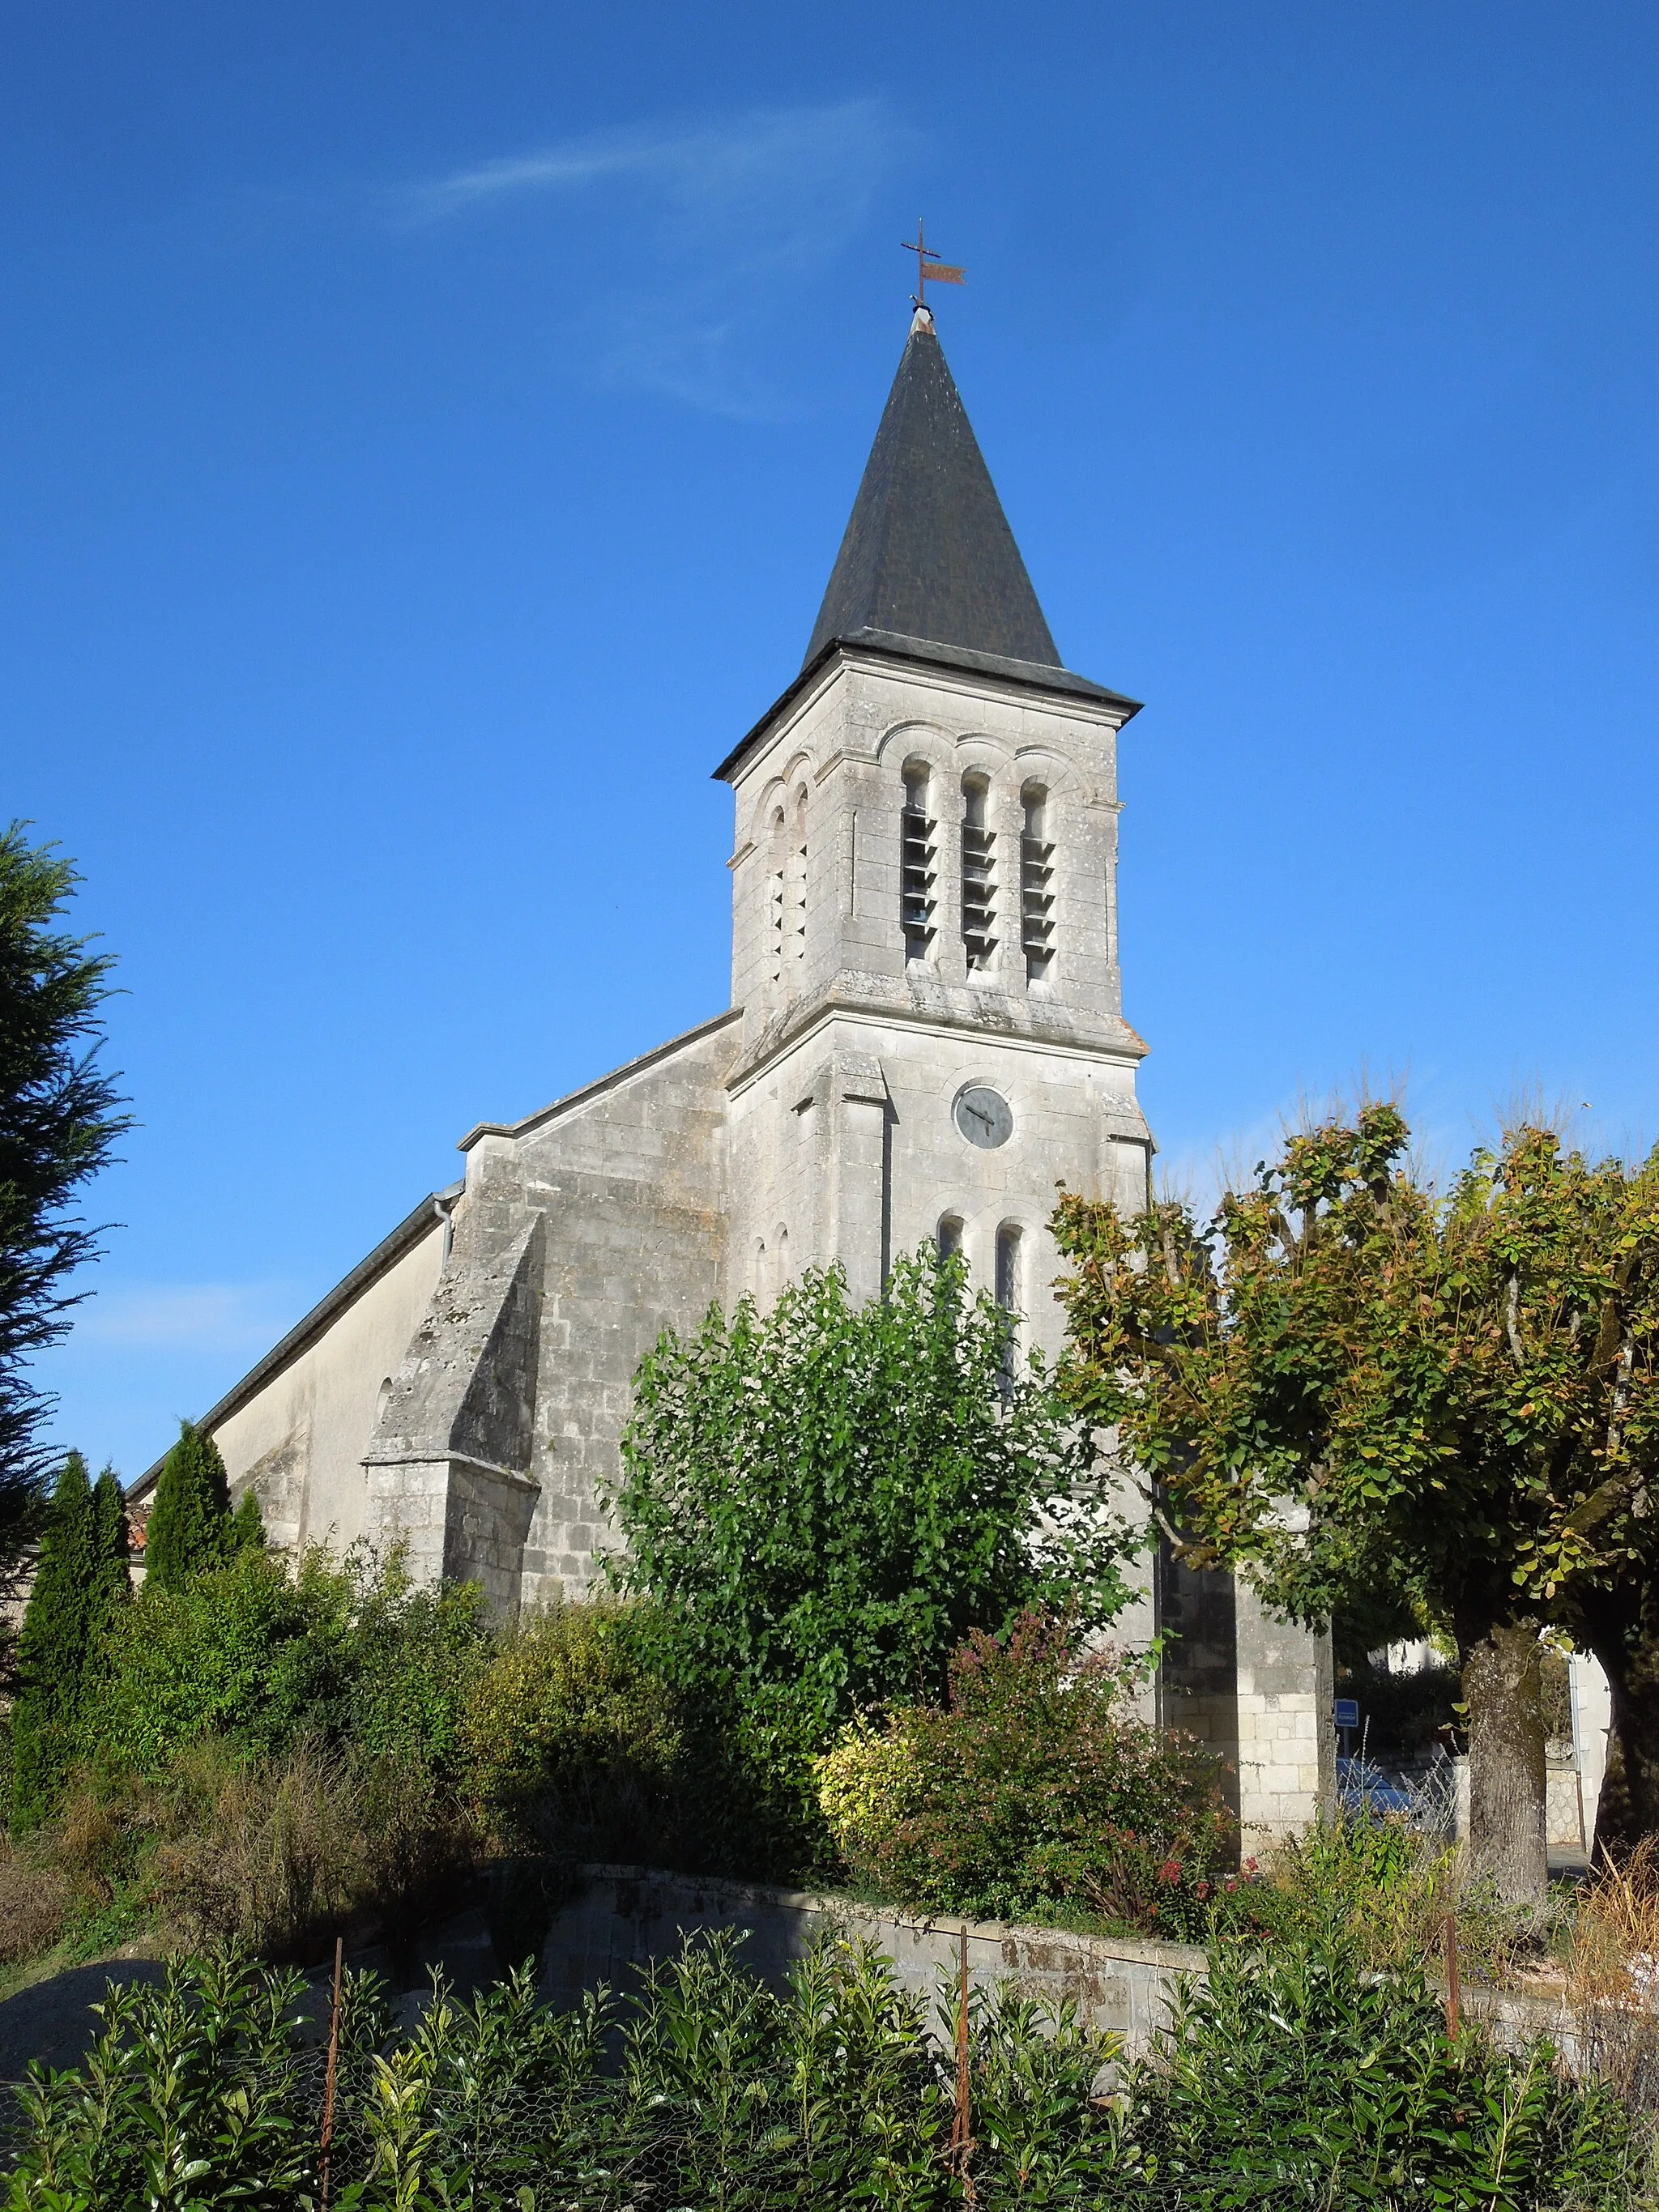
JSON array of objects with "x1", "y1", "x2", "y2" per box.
[
  {"x1": 88, "y1": 1464, "x2": 130, "y2": 1630},
  {"x1": 343, "y1": 1566, "x2": 491, "y2": 1778},
  {"x1": 143, "y1": 1419, "x2": 233, "y2": 1592},
  {"x1": 1222, "y1": 1813, "x2": 1570, "y2": 1993},
  {"x1": 83, "y1": 1545, "x2": 357, "y2": 1774},
  {"x1": 10, "y1": 1452, "x2": 97, "y2": 1832},
  {"x1": 83, "y1": 1547, "x2": 490, "y2": 1787},
  {"x1": 2, "y1": 1552, "x2": 493, "y2": 1969},
  {"x1": 2, "y1": 1946, "x2": 388, "y2": 2209},
  {"x1": 1125, "y1": 1937, "x2": 1643, "y2": 2208},
  {"x1": 228, "y1": 1485, "x2": 267, "y2": 1553},
  {"x1": 611, "y1": 1247, "x2": 1141, "y2": 1882},
  {"x1": 462, "y1": 1600, "x2": 682, "y2": 1859},
  {"x1": 817, "y1": 1609, "x2": 1236, "y2": 1936},
  {"x1": 342, "y1": 1931, "x2": 1121, "y2": 2208},
  {"x1": 1230, "y1": 1812, "x2": 1464, "y2": 1974}
]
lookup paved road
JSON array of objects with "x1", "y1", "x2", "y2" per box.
[{"x1": 0, "y1": 1959, "x2": 170, "y2": 2084}]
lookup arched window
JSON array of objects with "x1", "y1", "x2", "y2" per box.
[
  {"x1": 937, "y1": 1213, "x2": 964, "y2": 1262},
  {"x1": 995, "y1": 1223, "x2": 1023, "y2": 1395},
  {"x1": 1021, "y1": 786, "x2": 1054, "y2": 982},
  {"x1": 995, "y1": 1222, "x2": 1023, "y2": 1312},
  {"x1": 961, "y1": 774, "x2": 996, "y2": 972},
  {"x1": 900, "y1": 765, "x2": 936, "y2": 963}
]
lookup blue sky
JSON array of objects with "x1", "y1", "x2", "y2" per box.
[{"x1": 6, "y1": 2, "x2": 1657, "y2": 1481}]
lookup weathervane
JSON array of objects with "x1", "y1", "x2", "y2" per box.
[{"x1": 902, "y1": 219, "x2": 965, "y2": 309}]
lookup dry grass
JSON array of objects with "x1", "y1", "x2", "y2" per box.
[
  {"x1": 1252, "y1": 1816, "x2": 1466, "y2": 1978},
  {"x1": 143, "y1": 1739, "x2": 365, "y2": 1952},
  {"x1": 0, "y1": 1846, "x2": 70, "y2": 1967},
  {"x1": 1566, "y1": 1838, "x2": 1659, "y2": 2113},
  {"x1": 45, "y1": 1737, "x2": 478, "y2": 1962}
]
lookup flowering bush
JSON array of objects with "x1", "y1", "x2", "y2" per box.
[{"x1": 815, "y1": 1609, "x2": 1236, "y2": 1937}]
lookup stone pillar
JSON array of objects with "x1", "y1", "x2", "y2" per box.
[
  {"x1": 1232, "y1": 1575, "x2": 1335, "y2": 1852},
  {"x1": 830, "y1": 1052, "x2": 890, "y2": 1304},
  {"x1": 364, "y1": 1455, "x2": 450, "y2": 1587}
]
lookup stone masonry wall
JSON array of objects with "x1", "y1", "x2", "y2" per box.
[
  {"x1": 458, "y1": 1015, "x2": 740, "y2": 1604},
  {"x1": 542, "y1": 1865, "x2": 1202, "y2": 2063},
  {"x1": 537, "y1": 1865, "x2": 1602, "y2": 2077}
]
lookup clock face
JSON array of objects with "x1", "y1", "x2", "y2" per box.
[{"x1": 954, "y1": 1085, "x2": 1013, "y2": 1149}]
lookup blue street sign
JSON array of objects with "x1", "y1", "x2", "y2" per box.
[{"x1": 1333, "y1": 1698, "x2": 1360, "y2": 1729}]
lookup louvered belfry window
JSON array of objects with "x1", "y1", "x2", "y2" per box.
[
  {"x1": 788, "y1": 793, "x2": 808, "y2": 971},
  {"x1": 767, "y1": 809, "x2": 787, "y2": 987},
  {"x1": 961, "y1": 776, "x2": 996, "y2": 972},
  {"x1": 1021, "y1": 785, "x2": 1055, "y2": 982},
  {"x1": 900, "y1": 767, "x2": 937, "y2": 963}
]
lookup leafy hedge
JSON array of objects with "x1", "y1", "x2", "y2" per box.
[
  {"x1": 2, "y1": 1933, "x2": 1642, "y2": 2210},
  {"x1": 461, "y1": 1601, "x2": 683, "y2": 1859}
]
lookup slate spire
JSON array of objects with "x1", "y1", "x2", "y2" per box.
[{"x1": 804, "y1": 305, "x2": 1064, "y2": 673}]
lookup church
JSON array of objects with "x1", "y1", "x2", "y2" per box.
[{"x1": 130, "y1": 305, "x2": 1338, "y2": 1845}]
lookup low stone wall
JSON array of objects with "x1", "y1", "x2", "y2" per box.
[
  {"x1": 541, "y1": 1867, "x2": 1630, "y2": 2079},
  {"x1": 542, "y1": 1866, "x2": 1205, "y2": 2059}
]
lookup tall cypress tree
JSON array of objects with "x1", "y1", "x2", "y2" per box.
[
  {"x1": 143, "y1": 1420, "x2": 232, "y2": 1592},
  {"x1": 11, "y1": 1451, "x2": 96, "y2": 1832},
  {"x1": 90, "y1": 1464, "x2": 130, "y2": 1632}
]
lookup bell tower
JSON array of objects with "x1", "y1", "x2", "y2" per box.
[{"x1": 716, "y1": 306, "x2": 1153, "y2": 1347}]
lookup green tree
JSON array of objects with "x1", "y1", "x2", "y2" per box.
[
  {"x1": 229, "y1": 1485, "x2": 267, "y2": 1552},
  {"x1": 10, "y1": 1450, "x2": 96, "y2": 1830},
  {"x1": 608, "y1": 1248, "x2": 1136, "y2": 1749},
  {"x1": 1052, "y1": 1108, "x2": 1659, "y2": 1907},
  {"x1": 143, "y1": 1420, "x2": 232, "y2": 1591},
  {"x1": 0, "y1": 824, "x2": 127, "y2": 1569},
  {"x1": 89, "y1": 1463, "x2": 130, "y2": 1634}
]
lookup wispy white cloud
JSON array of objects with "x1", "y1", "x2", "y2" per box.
[
  {"x1": 378, "y1": 100, "x2": 919, "y2": 415},
  {"x1": 67, "y1": 1281, "x2": 301, "y2": 1353},
  {"x1": 390, "y1": 101, "x2": 906, "y2": 233}
]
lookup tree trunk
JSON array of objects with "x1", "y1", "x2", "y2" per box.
[
  {"x1": 1461, "y1": 1619, "x2": 1548, "y2": 1911},
  {"x1": 1586, "y1": 1590, "x2": 1659, "y2": 1859}
]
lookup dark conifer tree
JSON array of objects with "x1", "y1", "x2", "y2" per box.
[
  {"x1": 229, "y1": 1485, "x2": 266, "y2": 1553},
  {"x1": 143, "y1": 1421, "x2": 232, "y2": 1592},
  {"x1": 90, "y1": 1464, "x2": 130, "y2": 1631},
  {"x1": 0, "y1": 825, "x2": 128, "y2": 1557},
  {"x1": 10, "y1": 1451, "x2": 96, "y2": 1831}
]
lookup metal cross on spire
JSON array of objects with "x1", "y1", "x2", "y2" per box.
[{"x1": 901, "y1": 219, "x2": 965, "y2": 309}]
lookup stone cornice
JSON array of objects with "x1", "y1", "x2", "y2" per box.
[{"x1": 727, "y1": 979, "x2": 1149, "y2": 1099}]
